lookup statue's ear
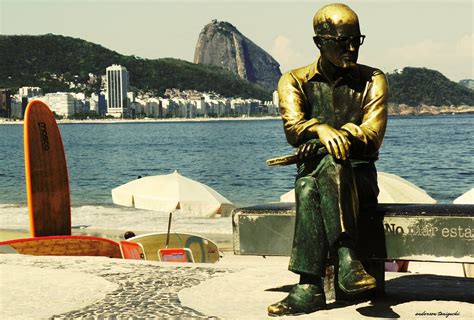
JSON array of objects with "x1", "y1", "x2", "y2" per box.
[{"x1": 313, "y1": 36, "x2": 322, "y2": 49}]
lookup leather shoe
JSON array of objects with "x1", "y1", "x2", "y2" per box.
[
  {"x1": 267, "y1": 284, "x2": 326, "y2": 316},
  {"x1": 338, "y1": 260, "x2": 377, "y2": 294}
]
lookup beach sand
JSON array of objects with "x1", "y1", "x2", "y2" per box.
[{"x1": 1, "y1": 228, "x2": 473, "y2": 319}]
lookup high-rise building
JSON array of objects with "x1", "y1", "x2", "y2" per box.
[
  {"x1": 0, "y1": 89, "x2": 12, "y2": 118},
  {"x1": 106, "y1": 65, "x2": 129, "y2": 117}
]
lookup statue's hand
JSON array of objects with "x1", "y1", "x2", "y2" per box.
[
  {"x1": 296, "y1": 140, "x2": 320, "y2": 160},
  {"x1": 313, "y1": 124, "x2": 351, "y2": 160}
]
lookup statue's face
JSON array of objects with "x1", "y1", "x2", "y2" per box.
[{"x1": 315, "y1": 22, "x2": 363, "y2": 69}]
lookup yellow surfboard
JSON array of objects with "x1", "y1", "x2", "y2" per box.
[
  {"x1": 24, "y1": 100, "x2": 71, "y2": 237},
  {"x1": 128, "y1": 232, "x2": 220, "y2": 263}
]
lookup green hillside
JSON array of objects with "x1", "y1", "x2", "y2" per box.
[
  {"x1": 387, "y1": 67, "x2": 473, "y2": 106},
  {"x1": 0, "y1": 34, "x2": 272, "y2": 100},
  {"x1": 1, "y1": 35, "x2": 472, "y2": 107}
]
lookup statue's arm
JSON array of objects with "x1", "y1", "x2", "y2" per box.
[
  {"x1": 341, "y1": 71, "x2": 389, "y2": 157},
  {"x1": 279, "y1": 72, "x2": 319, "y2": 147}
]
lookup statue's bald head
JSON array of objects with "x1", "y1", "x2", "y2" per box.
[{"x1": 313, "y1": 3, "x2": 360, "y2": 36}]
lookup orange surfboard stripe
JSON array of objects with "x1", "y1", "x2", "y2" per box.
[{"x1": 24, "y1": 100, "x2": 71, "y2": 237}]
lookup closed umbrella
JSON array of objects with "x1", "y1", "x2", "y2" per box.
[
  {"x1": 280, "y1": 172, "x2": 436, "y2": 204},
  {"x1": 112, "y1": 170, "x2": 233, "y2": 217}
]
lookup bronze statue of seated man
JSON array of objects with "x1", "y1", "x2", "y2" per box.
[{"x1": 268, "y1": 3, "x2": 388, "y2": 316}]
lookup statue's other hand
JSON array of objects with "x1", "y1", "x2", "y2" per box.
[
  {"x1": 296, "y1": 142, "x2": 320, "y2": 160},
  {"x1": 314, "y1": 124, "x2": 351, "y2": 160}
]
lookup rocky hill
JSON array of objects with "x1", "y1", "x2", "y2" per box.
[
  {"x1": 0, "y1": 34, "x2": 272, "y2": 100},
  {"x1": 194, "y1": 20, "x2": 282, "y2": 91}
]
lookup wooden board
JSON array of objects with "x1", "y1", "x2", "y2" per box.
[
  {"x1": 0, "y1": 236, "x2": 121, "y2": 258},
  {"x1": 24, "y1": 100, "x2": 71, "y2": 237},
  {"x1": 128, "y1": 233, "x2": 220, "y2": 263}
]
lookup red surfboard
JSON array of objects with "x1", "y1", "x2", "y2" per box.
[
  {"x1": 0, "y1": 236, "x2": 121, "y2": 258},
  {"x1": 24, "y1": 100, "x2": 71, "y2": 237}
]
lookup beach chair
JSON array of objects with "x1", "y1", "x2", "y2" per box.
[
  {"x1": 158, "y1": 248, "x2": 194, "y2": 263},
  {"x1": 120, "y1": 240, "x2": 146, "y2": 260}
]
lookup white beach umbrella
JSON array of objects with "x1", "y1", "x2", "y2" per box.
[
  {"x1": 453, "y1": 188, "x2": 474, "y2": 204},
  {"x1": 377, "y1": 172, "x2": 436, "y2": 204},
  {"x1": 280, "y1": 172, "x2": 437, "y2": 204},
  {"x1": 111, "y1": 170, "x2": 233, "y2": 217}
]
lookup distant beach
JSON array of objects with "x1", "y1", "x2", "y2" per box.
[
  {"x1": 1, "y1": 105, "x2": 474, "y2": 125},
  {"x1": 0, "y1": 116, "x2": 280, "y2": 125}
]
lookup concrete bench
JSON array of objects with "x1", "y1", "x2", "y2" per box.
[
  {"x1": 233, "y1": 203, "x2": 474, "y2": 263},
  {"x1": 232, "y1": 203, "x2": 474, "y2": 298}
]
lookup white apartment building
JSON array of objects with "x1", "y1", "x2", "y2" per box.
[
  {"x1": 193, "y1": 99, "x2": 207, "y2": 117},
  {"x1": 231, "y1": 98, "x2": 250, "y2": 116},
  {"x1": 161, "y1": 98, "x2": 171, "y2": 117},
  {"x1": 18, "y1": 87, "x2": 42, "y2": 98},
  {"x1": 145, "y1": 98, "x2": 161, "y2": 117},
  {"x1": 10, "y1": 96, "x2": 23, "y2": 118},
  {"x1": 272, "y1": 90, "x2": 279, "y2": 107},
  {"x1": 36, "y1": 93, "x2": 78, "y2": 117},
  {"x1": 106, "y1": 64, "x2": 129, "y2": 117},
  {"x1": 89, "y1": 93, "x2": 99, "y2": 113},
  {"x1": 172, "y1": 98, "x2": 196, "y2": 118}
]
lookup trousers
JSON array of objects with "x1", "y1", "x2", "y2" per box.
[{"x1": 289, "y1": 154, "x2": 379, "y2": 276}]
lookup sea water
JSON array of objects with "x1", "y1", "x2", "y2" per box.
[{"x1": 0, "y1": 115, "x2": 472, "y2": 233}]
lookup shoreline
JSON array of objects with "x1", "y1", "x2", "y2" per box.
[
  {"x1": 1, "y1": 106, "x2": 473, "y2": 125},
  {"x1": 0, "y1": 115, "x2": 281, "y2": 125}
]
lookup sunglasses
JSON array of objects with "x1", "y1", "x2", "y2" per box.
[{"x1": 316, "y1": 35, "x2": 366, "y2": 47}]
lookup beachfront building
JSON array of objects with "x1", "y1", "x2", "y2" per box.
[
  {"x1": 171, "y1": 98, "x2": 196, "y2": 118},
  {"x1": 231, "y1": 98, "x2": 255, "y2": 116},
  {"x1": 0, "y1": 89, "x2": 11, "y2": 118},
  {"x1": 10, "y1": 99, "x2": 23, "y2": 119},
  {"x1": 206, "y1": 98, "x2": 230, "y2": 117},
  {"x1": 264, "y1": 100, "x2": 279, "y2": 116},
  {"x1": 35, "y1": 93, "x2": 80, "y2": 117},
  {"x1": 192, "y1": 98, "x2": 207, "y2": 117},
  {"x1": 145, "y1": 98, "x2": 161, "y2": 117},
  {"x1": 106, "y1": 64, "x2": 129, "y2": 117},
  {"x1": 18, "y1": 86, "x2": 43, "y2": 98}
]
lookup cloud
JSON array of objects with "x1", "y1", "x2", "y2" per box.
[
  {"x1": 270, "y1": 35, "x2": 309, "y2": 73},
  {"x1": 380, "y1": 34, "x2": 473, "y2": 81}
]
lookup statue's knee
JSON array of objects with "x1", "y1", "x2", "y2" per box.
[
  {"x1": 319, "y1": 155, "x2": 352, "y2": 178},
  {"x1": 295, "y1": 177, "x2": 317, "y2": 198}
]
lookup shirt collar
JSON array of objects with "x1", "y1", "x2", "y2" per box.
[{"x1": 307, "y1": 57, "x2": 362, "y2": 85}]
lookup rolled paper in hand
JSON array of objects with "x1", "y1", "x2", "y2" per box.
[{"x1": 266, "y1": 154, "x2": 299, "y2": 166}]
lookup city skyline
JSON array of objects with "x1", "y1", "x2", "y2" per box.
[{"x1": 1, "y1": 0, "x2": 473, "y2": 82}]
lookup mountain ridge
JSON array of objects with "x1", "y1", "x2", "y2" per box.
[
  {"x1": 0, "y1": 34, "x2": 272, "y2": 100},
  {"x1": 0, "y1": 34, "x2": 472, "y2": 107}
]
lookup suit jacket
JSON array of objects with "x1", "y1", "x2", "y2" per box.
[{"x1": 278, "y1": 57, "x2": 389, "y2": 161}]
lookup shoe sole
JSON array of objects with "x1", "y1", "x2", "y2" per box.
[
  {"x1": 338, "y1": 282, "x2": 376, "y2": 295},
  {"x1": 267, "y1": 305, "x2": 327, "y2": 317}
]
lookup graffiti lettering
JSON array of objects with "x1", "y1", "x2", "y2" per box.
[
  {"x1": 441, "y1": 227, "x2": 473, "y2": 238},
  {"x1": 384, "y1": 223, "x2": 404, "y2": 235},
  {"x1": 407, "y1": 224, "x2": 438, "y2": 237}
]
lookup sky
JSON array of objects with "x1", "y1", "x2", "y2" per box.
[{"x1": 1, "y1": 0, "x2": 473, "y2": 82}]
